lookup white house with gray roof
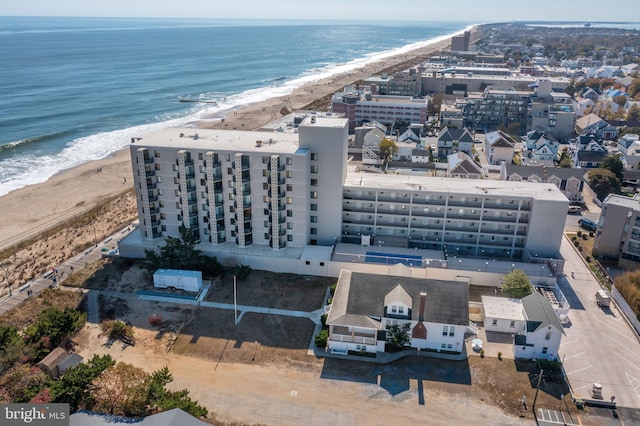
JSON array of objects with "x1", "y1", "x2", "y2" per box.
[
  {"x1": 513, "y1": 292, "x2": 565, "y2": 361},
  {"x1": 326, "y1": 270, "x2": 469, "y2": 355}
]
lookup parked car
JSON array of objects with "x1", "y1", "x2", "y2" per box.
[
  {"x1": 578, "y1": 218, "x2": 597, "y2": 231},
  {"x1": 568, "y1": 206, "x2": 582, "y2": 214}
]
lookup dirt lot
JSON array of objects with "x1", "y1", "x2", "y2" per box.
[{"x1": 65, "y1": 265, "x2": 572, "y2": 425}]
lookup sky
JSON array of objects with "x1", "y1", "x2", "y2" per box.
[{"x1": 1, "y1": 0, "x2": 639, "y2": 23}]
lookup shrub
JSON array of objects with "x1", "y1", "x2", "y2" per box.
[
  {"x1": 315, "y1": 329, "x2": 328, "y2": 348},
  {"x1": 320, "y1": 313, "x2": 328, "y2": 329},
  {"x1": 583, "y1": 234, "x2": 588, "y2": 240},
  {"x1": 571, "y1": 235, "x2": 577, "y2": 242},
  {"x1": 498, "y1": 351, "x2": 502, "y2": 361},
  {"x1": 234, "y1": 264, "x2": 252, "y2": 280},
  {"x1": 480, "y1": 349, "x2": 485, "y2": 358},
  {"x1": 577, "y1": 230, "x2": 583, "y2": 237},
  {"x1": 586, "y1": 255, "x2": 592, "y2": 262},
  {"x1": 573, "y1": 240, "x2": 580, "y2": 247}
]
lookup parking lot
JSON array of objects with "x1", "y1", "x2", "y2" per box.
[{"x1": 558, "y1": 237, "x2": 640, "y2": 409}]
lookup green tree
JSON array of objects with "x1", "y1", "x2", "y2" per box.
[
  {"x1": 427, "y1": 93, "x2": 443, "y2": 115},
  {"x1": 0, "y1": 364, "x2": 52, "y2": 403},
  {"x1": 24, "y1": 308, "x2": 86, "y2": 359},
  {"x1": 558, "y1": 149, "x2": 573, "y2": 168},
  {"x1": 501, "y1": 269, "x2": 532, "y2": 298},
  {"x1": 146, "y1": 366, "x2": 208, "y2": 418},
  {"x1": 601, "y1": 154, "x2": 624, "y2": 180},
  {"x1": 386, "y1": 323, "x2": 411, "y2": 350},
  {"x1": 90, "y1": 363, "x2": 149, "y2": 417},
  {"x1": 0, "y1": 325, "x2": 23, "y2": 375},
  {"x1": 379, "y1": 137, "x2": 398, "y2": 163},
  {"x1": 588, "y1": 168, "x2": 621, "y2": 201},
  {"x1": 142, "y1": 224, "x2": 222, "y2": 277},
  {"x1": 51, "y1": 354, "x2": 115, "y2": 411},
  {"x1": 614, "y1": 270, "x2": 640, "y2": 318},
  {"x1": 627, "y1": 105, "x2": 640, "y2": 122}
]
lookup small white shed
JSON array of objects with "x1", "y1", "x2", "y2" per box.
[{"x1": 153, "y1": 269, "x2": 202, "y2": 292}]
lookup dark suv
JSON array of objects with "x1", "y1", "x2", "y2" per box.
[{"x1": 578, "y1": 218, "x2": 597, "y2": 231}]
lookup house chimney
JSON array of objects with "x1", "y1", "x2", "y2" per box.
[{"x1": 419, "y1": 292, "x2": 427, "y2": 322}]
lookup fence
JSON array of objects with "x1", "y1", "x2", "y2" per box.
[{"x1": 611, "y1": 286, "x2": 640, "y2": 337}]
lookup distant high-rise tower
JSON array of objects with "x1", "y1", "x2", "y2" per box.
[{"x1": 451, "y1": 31, "x2": 471, "y2": 51}]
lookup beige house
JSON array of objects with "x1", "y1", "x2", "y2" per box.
[{"x1": 484, "y1": 130, "x2": 516, "y2": 165}]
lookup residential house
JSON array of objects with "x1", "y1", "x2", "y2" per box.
[
  {"x1": 326, "y1": 270, "x2": 469, "y2": 355},
  {"x1": 447, "y1": 152, "x2": 484, "y2": 179},
  {"x1": 575, "y1": 113, "x2": 618, "y2": 140},
  {"x1": 513, "y1": 292, "x2": 565, "y2": 361},
  {"x1": 437, "y1": 126, "x2": 474, "y2": 160},
  {"x1": 574, "y1": 97, "x2": 595, "y2": 118},
  {"x1": 504, "y1": 164, "x2": 586, "y2": 203},
  {"x1": 411, "y1": 149, "x2": 431, "y2": 164},
  {"x1": 575, "y1": 150, "x2": 607, "y2": 168},
  {"x1": 484, "y1": 130, "x2": 516, "y2": 165},
  {"x1": 353, "y1": 121, "x2": 386, "y2": 149},
  {"x1": 70, "y1": 408, "x2": 209, "y2": 426},
  {"x1": 523, "y1": 131, "x2": 559, "y2": 162},
  {"x1": 617, "y1": 134, "x2": 640, "y2": 169}
]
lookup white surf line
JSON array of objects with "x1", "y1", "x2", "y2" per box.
[
  {"x1": 562, "y1": 351, "x2": 586, "y2": 361},
  {"x1": 565, "y1": 365, "x2": 593, "y2": 376}
]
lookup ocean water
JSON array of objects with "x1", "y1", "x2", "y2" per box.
[{"x1": 0, "y1": 17, "x2": 473, "y2": 196}]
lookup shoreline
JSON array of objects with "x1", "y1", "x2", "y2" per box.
[{"x1": 0, "y1": 25, "x2": 478, "y2": 252}]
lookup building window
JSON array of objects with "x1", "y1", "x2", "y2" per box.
[
  {"x1": 320, "y1": 262, "x2": 325, "y2": 266},
  {"x1": 305, "y1": 260, "x2": 310, "y2": 265},
  {"x1": 492, "y1": 319, "x2": 498, "y2": 326},
  {"x1": 310, "y1": 204, "x2": 317, "y2": 211},
  {"x1": 310, "y1": 216, "x2": 317, "y2": 223},
  {"x1": 286, "y1": 184, "x2": 293, "y2": 192},
  {"x1": 287, "y1": 235, "x2": 293, "y2": 242},
  {"x1": 287, "y1": 223, "x2": 293, "y2": 229},
  {"x1": 286, "y1": 171, "x2": 293, "y2": 178},
  {"x1": 227, "y1": 167, "x2": 233, "y2": 175},
  {"x1": 262, "y1": 156, "x2": 269, "y2": 164},
  {"x1": 510, "y1": 321, "x2": 515, "y2": 328},
  {"x1": 545, "y1": 331, "x2": 551, "y2": 340},
  {"x1": 391, "y1": 306, "x2": 397, "y2": 314},
  {"x1": 542, "y1": 347, "x2": 548, "y2": 355},
  {"x1": 310, "y1": 191, "x2": 318, "y2": 199},
  {"x1": 286, "y1": 157, "x2": 292, "y2": 165},
  {"x1": 310, "y1": 179, "x2": 318, "y2": 186},
  {"x1": 311, "y1": 166, "x2": 318, "y2": 174},
  {"x1": 310, "y1": 228, "x2": 317, "y2": 235},
  {"x1": 286, "y1": 197, "x2": 293, "y2": 204},
  {"x1": 287, "y1": 210, "x2": 293, "y2": 217}
]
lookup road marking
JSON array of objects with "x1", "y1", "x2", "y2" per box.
[
  {"x1": 626, "y1": 373, "x2": 640, "y2": 401},
  {"x1": 563, "y1": 351, "x2": 586, "y2": 361},
  {"x1": 565, "y1": 365, "x2": 592, "y2": 376}
]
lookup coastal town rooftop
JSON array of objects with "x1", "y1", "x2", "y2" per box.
[
  {"x1": 344, "y1": 172, "x2": 568, "y2": 202},
  {"x1": 131, "y1": 127, "x2": 301, "y2": 153}
]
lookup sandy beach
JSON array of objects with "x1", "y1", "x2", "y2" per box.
[{"x1": 0, "y1": 27, "x2": 476, "y2": 294}]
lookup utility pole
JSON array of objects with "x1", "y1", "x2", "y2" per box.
[
  {"x1": 532, "y1": 369, "x2": 544, "y2": 415},
  {"x1": 233, "y1": 275, "x2": 238, "y2": 325}
]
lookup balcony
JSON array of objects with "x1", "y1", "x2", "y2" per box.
[
  {"x1": 268, "y1": 176, "x2": 286, "y2": 186},
  {"x1": 143, "y1": 157, "x2": 154, "y2": 164},
  {"x1": 144, "y1": 169, "x2": 155, "y2": 177},
  {"x1": 145, "y1": 182, "x2": 157, "y2": 190},
  {"x1": 343, "y1": 192, "x2": 376, "y2": 201},
  {"x1": 147, "y1": 194, "x2": 158, "y2": 202},
  {"x1": 148, "y1": 207, "x2": 160, "y2": 215},
  {"x1": 269, "y1": 214, "x2": 286, "y2": 224}
]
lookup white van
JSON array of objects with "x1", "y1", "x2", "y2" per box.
[{"x1": 568, "y1": 206, "x2": 582, "y2": 214}]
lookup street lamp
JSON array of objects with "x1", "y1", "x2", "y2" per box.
[
  {"x1": 459, "y1": 259, "x2": 462, "y2": 269},
  {"x1": 485, "y1": 261, "x2": 489, "y2": 272}
]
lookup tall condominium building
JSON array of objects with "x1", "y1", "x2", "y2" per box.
[
  {"x1": 130, "y1": 116, "x2": 348, "y2": 250},
  {"x1": 593, "y1": 193, "x2": 640, "y2": 267},
  {"x1": 529, "y1": 80, "x2": 576, "y2": 141},
  {"x1": 127, "y1": 116, "x2": 567, "y2": 262},
  {"x1": 331, "y1": 87, "x2": 428, "y2": 131},
  {"x1": 461, "y1": 88, "x2": 531, "y2": 134}
]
